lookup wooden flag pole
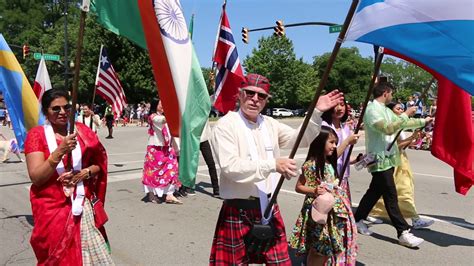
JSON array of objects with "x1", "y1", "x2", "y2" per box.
[
  {"x1": 68, "y1": 6, "x2": 88, "y2": 135},
  {"x1": 263, "y1": 0, "x2": 360, "y2": 219},
  {"x1": 340, "y1": 49, "x2": 385, "y2": 183},
  {"x1": 65, "y1": 3, "x2": 88, "y2": 172},
  {"x1": 386, "y1": 77, "x2": 435, "y2": 151}
]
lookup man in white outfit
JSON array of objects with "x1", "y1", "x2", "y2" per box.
[{"x1": 209, "y1": 73, "x2": 343, "y2": 265}]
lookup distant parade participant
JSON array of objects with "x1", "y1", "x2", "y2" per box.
[
  {"x1": 354, "y1": 82, "x2": 432, "y2": 248},
  {"x1": 77, "y1": 103, "x2": 101, "y2": 133},
  {"x1": 104, "y1": 105, "x2": 114, "y2": 139},
  {"x1": 200, "y1": 120, "x2": 220, "y2": 196},
  {"x1": 141, "y1": 100, "x2": 182, "y2": 204},
  {"x1": 25, "y1": 89, "x2": 112, "y2": 264},
  {"x1": 209, "y1": 73, "x2": 343, "y2": 265}
]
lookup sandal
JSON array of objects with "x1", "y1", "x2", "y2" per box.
[{"x1": 165, "y1": 196, "x2": 183, "y2": 205}]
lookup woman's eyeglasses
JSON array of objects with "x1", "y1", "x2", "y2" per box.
[
  {"x1": 50, "y1": 104, "x2": 72, "y2": 113},
  {"x1": 243, "y1": 89, "x2": 269, "y2": 101}
]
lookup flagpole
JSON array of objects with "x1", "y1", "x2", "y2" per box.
[
  {"x1": 68, "y1": 4, "x2": 88, "y2": 136},
  {"x1": 386, "y1": 76, "x2": 435, "y2": 151},
  {"x1": 263, "y1": 0, "x2": 360, "y2": 219},
  {"x1": 210, "y1": 0, "x2": 226, "y2": 93},
  {"x1": 91, "y1": 44, "x2": 104, "y2": 107},
  {"x1": 340, "y1": 49, "x2": 385, "y2": 183}
]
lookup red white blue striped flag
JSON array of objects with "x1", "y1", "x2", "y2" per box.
[{"x1": 95, "y1": 46, "x2": 127, "y2": 118}]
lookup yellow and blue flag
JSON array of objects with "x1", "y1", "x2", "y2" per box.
[{"x1": 0, "y1": 34, "x2": 43, "y2": 149}]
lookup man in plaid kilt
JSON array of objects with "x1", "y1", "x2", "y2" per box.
[{"x1": 209, "y1": 73, "x2": 344, "y2": 265}]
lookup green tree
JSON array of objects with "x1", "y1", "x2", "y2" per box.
[
  {"x1": 313, "y1": 47, "x2": 373, "y2": 106},
  {"x1": 243, "y1": 35, "x2": 318, "y2": 109},
  {"x1": 381, "y1": 56, "x2": 433, "y2": 102},
  {"x1": 0, "y1": 1, "x2": 157, "y2": 106}
]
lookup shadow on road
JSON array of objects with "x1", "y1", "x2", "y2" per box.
[
  {"x1": 0, "y1": 181, "x2": 31, "y2": 188},
  {"x1": 195, "y1": 181, "x2": 214, "y2": 198},
  {"x1": 288, "y1": 247, "x2": 367, "y2": 265},
  {"x1": 424, "y1": 214, "x2": 474, "y2": 230},
  {"x1": 412, "y1": 229, "x2": 474, "y2": 247},
  {"x1": 2, "y1": 214, "x2": 34, "y2": 227}
]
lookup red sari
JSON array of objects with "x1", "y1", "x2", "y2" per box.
[{"x1": 25, "y1": 123, "x2": 108, "y2": 265}]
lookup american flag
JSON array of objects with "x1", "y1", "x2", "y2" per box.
[
  {"x1": 212, "y1": 6, "x2": 245, "y2": 114},
  {"x1": 95, "y1": 46, "x2": 127, "y2": 118}
]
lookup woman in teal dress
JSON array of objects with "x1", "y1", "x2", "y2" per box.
[{"x1": 289, "y1": 126, "x2": 357, "y2": 266}]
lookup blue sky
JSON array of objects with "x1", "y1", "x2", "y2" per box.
[{"x1": 180, "y1": 0, "x2": 375, "y2": 68}]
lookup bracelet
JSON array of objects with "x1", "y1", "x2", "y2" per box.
[
  {"x1": 47, "y1": 154, "x2": 61, "y2": 167},
  {"x1": 85, "y1": 168, "x2": 92, "y2": 179}
]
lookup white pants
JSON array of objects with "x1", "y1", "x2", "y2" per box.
[{"x1": 144, "y1": 184, "x2": 176, "y2": 197}]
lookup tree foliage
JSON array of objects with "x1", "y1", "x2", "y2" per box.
[
  {"x1": 0, "y1": 0, "x2": 156, "y2": 106},
  {"x1": 313, "y1": 47, "x2": 373, "y2": 106},
  {"x1": 243, "y1": 35, "x2": 319, "y2": 109}
]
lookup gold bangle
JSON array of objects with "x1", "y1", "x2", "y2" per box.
[{"x1": 47, "y1": 154, "x2": 61, "y2": 167}]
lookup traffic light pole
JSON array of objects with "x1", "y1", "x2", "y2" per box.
[{"x1": 247, "y1": 21, "x2": 338, "y2": 33}]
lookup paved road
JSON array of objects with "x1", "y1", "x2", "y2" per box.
[{"x1": 1, "y1": 119, "x2": 473, "y2": 265}]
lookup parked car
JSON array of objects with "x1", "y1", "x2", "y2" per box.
[
  {"x1": 272, "y1": 108, "x2": 293, "y2": 117},
  {"x1": 292, "y1": 109, "x2": 306, "y2": 117}
]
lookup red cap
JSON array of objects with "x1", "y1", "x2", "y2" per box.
[{"x1": 241, "y1": 73, "x2": 270, "y2": 94}]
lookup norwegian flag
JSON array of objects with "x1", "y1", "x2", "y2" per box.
[
  {"x1": 212, "y1": 6, "x2": 245, "y2": 114},
  {"x1": 95, "y1": 46, "x2": 127, "y2": 118}
]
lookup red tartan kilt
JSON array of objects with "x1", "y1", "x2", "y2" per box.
[{"x1": 209, "y1": 202, "x2": 291, "y2": 265}]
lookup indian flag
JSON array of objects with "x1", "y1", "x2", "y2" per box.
[{"x1": 91, "y1": 0, "x2": 211, "y2": 188}]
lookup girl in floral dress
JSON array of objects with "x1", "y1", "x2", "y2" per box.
[
  {"x1": 141, "y1": 100, "x2": 182, "y2": 204},
  {"x1": 289, "y1": 126, "x2": 357, "y2": 266}
]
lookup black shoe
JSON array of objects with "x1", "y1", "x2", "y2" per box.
[
  {"x1": 146, "y1": 192, "x2": 162, "y2": 204},
  {"x1": 212, "y1": 189, "x2": 220, "y2": 197},
  {"x1": 175, "y1": 187, "x2": 187, "y2": 198},
  {"x1": 186, "y1": 187, "x2": 196, "y2": 196},
  {"x1": 105, "y1": 136, "x2": 113, "y2": 139}
]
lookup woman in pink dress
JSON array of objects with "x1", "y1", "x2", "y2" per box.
[{"x1": 142, "y1": 100, "x2": 182, "y2": 204}]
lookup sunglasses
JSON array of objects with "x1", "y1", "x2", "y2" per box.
[
  {"x1": 50, "y1": 104, "x2": 72, "y2": 113},
  {"x1": 243, "y1": 89, "x2": 269, "y2": 100}
]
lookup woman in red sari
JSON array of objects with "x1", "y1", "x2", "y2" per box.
[{"x1": 25, "y1": 89, "x2": 113, "y2": 265}]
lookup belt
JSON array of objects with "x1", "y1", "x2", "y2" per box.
[
  {"x1": 224, "y1": 199, "x2": 260, "y2": 210},
  {"x1": 224, "y1": 194, "x2": 273, "y2": 210}
]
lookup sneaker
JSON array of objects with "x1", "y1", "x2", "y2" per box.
[
  {"x1": 366, "y1": 216, "x2": 384, "y2": 224},
  {"x1": 412, "y1": 217, "x2": 434, "y2": 229},
  {"x1": 398, "y1": 230, "x2": 424, "y2": 247},
  {"x1": 356, "y1": 221, "x2": 373, "y2": 236}
]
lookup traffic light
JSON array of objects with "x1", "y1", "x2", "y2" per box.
[
  {"x1": 241, "y1": 27, "x2": 249, "y2": 44},
  {"x1": 22, "y1": 44, "x2": 30, "y2": 59},
  {"x1": 274, "y1": 20, "x2": 285, "y2": 37}
]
